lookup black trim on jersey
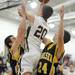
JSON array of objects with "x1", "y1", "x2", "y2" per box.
[
  {"x1": 43, "y1": 42, "x2": 53, "y2": 52},
  {"x1": 16, "y1": 57, "x2": 22, "y2": 75},
  {"x1": 25, "y1": 26, "x2": 31, "y2": 51},
  {"x1": 8, "y1": 46, "x2": 24, "y2": 75},
  {"x1": 42, "y1": 42, "x2": 56, "y2": 60},
  {"x1": 15, "y1": 26, "x2": 31, "y2": 75}
]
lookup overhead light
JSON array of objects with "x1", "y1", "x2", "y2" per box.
[{"x1": 30, "y1": 1, "x2": 37, "y2": 9}]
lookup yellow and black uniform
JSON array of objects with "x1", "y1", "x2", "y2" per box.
[
  {"x1": 14, "y1": 26, "x2": 31, "y2": 75},
  {"x1": 37, "y1": 42, "x2": 59, "y2": 75},
  {"x1": 8, "y1": 46, "x2": 24, "y2": 75}
]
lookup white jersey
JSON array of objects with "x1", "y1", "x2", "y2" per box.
[
  {"x1": 27, "y1": 16, "x2": 49, "y2": 52},
  {"x1": 21, "y1": 16, "x2": 49, "y2": 75}
]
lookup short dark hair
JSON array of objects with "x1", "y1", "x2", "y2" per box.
[
  {"x1": 42, "y1": 5, "x2": 53, "y2": 21},
  {"x1": 4, "y1": 35, "x2": 13, "y2": 49},
  {"x1": 64, "y1": 30, "x2": 71, "y2": 44},
  {"x1": 53, "y1": 30, "x2": 71, "y2": 44}
]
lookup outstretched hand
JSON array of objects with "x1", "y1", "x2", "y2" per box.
[
  {"x1": 18, "y1": 0, "x2": 27, "y2": 17},
  {"x1": 59, "y1": 6, "x2": 64, "y2": 19},
  {"x1": 18, "y1": 5, "x2": 26, "y2": 17}
]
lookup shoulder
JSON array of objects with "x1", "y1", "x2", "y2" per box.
[
  {"x1": 44, "y1": 42, "x2": 54, "y2": 50},
  {"x1": 34, "y1": 16, "x2": 43, "y2": 23},
  {"x1": 35, "y1": 16, "x2": 42, "y2": 20}
]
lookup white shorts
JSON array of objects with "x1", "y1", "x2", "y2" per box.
[{"x1": 21, "y1": 50, "x2": 41, "y2": 75}]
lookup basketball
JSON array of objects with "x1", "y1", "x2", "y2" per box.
[{"x1": 39, "y1": 0, "x2": 49, "y2": 3}]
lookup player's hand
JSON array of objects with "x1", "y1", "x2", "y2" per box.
[
  {"x1": 22, "y1": 0, "x2": 27, "y2": 5},
  {"x1": 59, "y1": 6, "x2": 64, "y2": 19},
  {"x1": 18, "y1": 5, "x2": 26, "y2": 17}
]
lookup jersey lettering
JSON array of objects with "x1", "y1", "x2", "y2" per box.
[
  {"x1": 41, "y1": 52, "x2": 52, "y2": 62},
  {"x1": 34, "y1": 25, "x2": 47, "y2": 39}
]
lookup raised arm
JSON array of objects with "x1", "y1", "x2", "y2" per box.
[
  {"x1": 37, "y1": 1, "x2": 45, "y2": 16},
  {"x1": 18, "y1": 0, "x2": 35, "y2": 23},
  {"x1": 19, "y1": 0, "x2": 45, "y2": 23},
  {"x1": 56, "y1": 6, "x2": 64, "y2": 59},
  {"x1": 11, "y1": 16, "x2": 26, "y2": 54}
]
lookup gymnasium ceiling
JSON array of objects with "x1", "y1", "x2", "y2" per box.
[{"x1": 0, "y1": 0, "x2": 75, "y2": 37}]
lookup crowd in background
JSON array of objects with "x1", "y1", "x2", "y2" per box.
[{"x1": 0, "y1": 53, "x2": 75, "y2": 75}]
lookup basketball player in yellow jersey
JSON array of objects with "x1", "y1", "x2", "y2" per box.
[
  {"x1": 37, "y1": 6, "x2": 64, "y2": 75},
  {"x1": 5, "y1": 10, "x2": 26, "y2": 75}
]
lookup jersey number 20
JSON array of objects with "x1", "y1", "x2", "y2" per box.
[{"x1": 34, "y1": 25, "x2": 47, "y2": 39}]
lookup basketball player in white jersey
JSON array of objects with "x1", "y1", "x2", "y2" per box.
[
  {"x1": 18, "y1": 1, "x2": 53, "y2": 75},
  {"x1": 18, "y1": 1, "x2": 64, "y2": 75}
]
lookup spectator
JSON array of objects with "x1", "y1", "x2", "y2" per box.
[
  {"x1": 67, "y1": 61, "x2": 75, "y2": 75},
  {"x1": 0, "y1": 57, "x2": 12, "y2": 75},
  {"x1": 62, "y1": 54, "x2": 71, "y2": 75}
]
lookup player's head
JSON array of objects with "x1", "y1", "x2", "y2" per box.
[
  {"x1": 64, "y1": 30, "x2": 71, "y2": 44},
  {"x1": 53, "y1": 30, "x2": 71, "y2": 44},
  {"x1": 5, "y1": 35, "x2": 16, "y2": 49},
  {"x1": 42, "y1": 5, "x2": 53, "y2": 21}
]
